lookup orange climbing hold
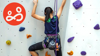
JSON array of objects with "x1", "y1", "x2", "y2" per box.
[
  {"x1": 67, "y1": 51, "x2": 73, "y2": 55},
  {"x1": 26, "y1": 34, "x2": 32, "y2": 38},
  {"x1": 45, "y1": 51, "x2": 51, "y2": 56}
]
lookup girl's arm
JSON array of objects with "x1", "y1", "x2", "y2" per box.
[
  {"x1": 57, "y1": 0, "x2": 66, "y2": 19},
  {"x1": 31, "y1": 0, "x2": 45, "y2": 22}
]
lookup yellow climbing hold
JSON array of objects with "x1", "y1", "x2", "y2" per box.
[
  {"x1": 26, "y1": 34, "x2": 32, "y2": 39},
  {"x1": 67, "y1": 51, "x2": 73, "y2": 55},
  {"x1": 45, "y1": 51, "x2": 51, "y2": 56},
  {"x1": 6, "y1": 40, "x2": 11, "y2": 45}
]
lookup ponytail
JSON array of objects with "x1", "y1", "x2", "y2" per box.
[{"x1": 44, "y1": 7, "x2": 53, "y2": 21}]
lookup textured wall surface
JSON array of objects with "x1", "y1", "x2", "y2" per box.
[
  {"x1": 63, "y1": 0, "x2": 100, "y2": 56},
  {"x1": 0, "y1": 0, "x2": 69, "y2": 56}
]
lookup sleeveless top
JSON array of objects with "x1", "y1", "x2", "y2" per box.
[{"x1": 44, "y1": 15, "x2": 59, "y2": 34}]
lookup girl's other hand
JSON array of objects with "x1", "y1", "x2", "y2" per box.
[{"x1": 33, "y1": 0, "x2": 38, "y2": 4}]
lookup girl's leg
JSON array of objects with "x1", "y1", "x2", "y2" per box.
[
  {"x1": 28, "y1": 42, "x2": 44, "y2": 56},
  {"x1": 54, "y1": 44, "x2": 62, "y2": 56},
  {"x1": 54, "y1": 47, "x2": 62, "y2": 56},
  {"x1": 30, "y1": 51, "x2": 38, "y2": 56},
  {"x1": 54, "y1": 35, "x2": 62, "y2": 56}
]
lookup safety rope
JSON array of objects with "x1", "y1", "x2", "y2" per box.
[{"x1": 54, "y1": 0, "x2": 58, "y2": 56}]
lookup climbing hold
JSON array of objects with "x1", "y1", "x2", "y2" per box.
[
  {"x1": 45, "y1": 51, "x2": 51, "y2": 56},
  {"x1": 73, "y1": 0, "x2": 83, "y2": 9},
  {"x1": 19, "y1": 27, "x2": 25, "y2": 31},
  {"x1": 81, "y1": 51, "x2": 86, "y2": 55},
  {"x1": 94, "y1": 24, "x2": 100, "y2": 30},
  {"x1": 26, "y1": 34, "x2": 32, "y2": 38},
  {"x1": 67, "y1": 51, "x2": 73, "y2": 55},
  {"x1": 67, "y1": 37, "x2": 74, "y2": 42},
  {"x1": 6, "y1": 40, "x2": 11, "y2": 45}
]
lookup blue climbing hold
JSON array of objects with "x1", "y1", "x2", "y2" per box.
[
  {"x1": 67, "y1": 37, "x2": 74, "y2": 42},
  {"x1": 73, "y1": 0, "x2": 83, "y2": 9},
  {"x1": 19, "y1": 27, "x2": 25, "y2": 31},
  {"x1": 94, "y1": 24, "x2": 100, "y2": 30},
  {"x1": 81, "y1": 51, "x2": 86, "y2": 55}
]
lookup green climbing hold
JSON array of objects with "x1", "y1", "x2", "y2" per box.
[{"x1": 47, "y1": 18, "x2": 51, "y2": 23}]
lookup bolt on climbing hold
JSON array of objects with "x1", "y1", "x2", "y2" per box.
[
  {"x1": 26, "y1": 34, "x2": 32, "y2": 38},
  {"x1": 81, "y1": 51, "x2": 86, "y2": 55},
  {"x1": 19, "y1": 27, "x2": 25, "y2": 31},
  {"x1": 73, "y1": 0, "x2": 83, "y2": 9},
  {"x1": 94, "y1": 24, "x2": 100, "y2": 30},
  {"x1": 67, "y1": 51, "x2": 74, "y2": 55},
  {"x1": 45, "y1": 51, "x2": 51, "y2": 56},
  {"x1": 6, "y1": 40, "x2": 11, "y2": 45},
  {"x1": 67, "y1": 37, "x2": 74, "y2": 42}
]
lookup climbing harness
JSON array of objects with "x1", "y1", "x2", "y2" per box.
[{"x1": 43, "y1": 34, "x2": 60, "y2": 50}]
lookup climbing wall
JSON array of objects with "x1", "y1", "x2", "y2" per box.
[
  {"x1": 0, "y1": 0, "x2": 69, "y2": 56},
  {"x1": 63, "y1": 0, "x2": 100, "y2": 56}
]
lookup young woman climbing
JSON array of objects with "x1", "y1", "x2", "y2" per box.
[{"x1": 28, "y1": 0, "x2": 66, "y2": 56}]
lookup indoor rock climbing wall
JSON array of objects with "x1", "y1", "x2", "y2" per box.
[
  {"x1": 0, "y1": 0, "x2": 69, "y2": 56},
  {"x1": 63, "y1": 0, "x2": 100, "y2": 56}
]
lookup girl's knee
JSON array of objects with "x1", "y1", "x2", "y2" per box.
[
  {"x1": 28, "y1": 46, "x2": 32, "y2": 51},
  {"x1": 28, "y1": 45, "x2": 35, "y2": 51}
]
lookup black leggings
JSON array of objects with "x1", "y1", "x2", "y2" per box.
[{"x1": 28, "y1": 37, "x2": 62, "y2": 56}]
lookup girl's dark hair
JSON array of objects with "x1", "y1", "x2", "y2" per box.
[{"x1": 44, "y1": 7, "x2": 53, "y2": 21}]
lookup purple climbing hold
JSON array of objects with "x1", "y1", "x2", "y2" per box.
[
  {"x1": 67, "y1": 37, "x2": 74, "y2": 42},
  {"x1": 94, "y1": 24, "x2": 100, "y2": 30},
  {"x1": 81, "y1": 51, "x2": 86, "y2": 55},
  {"x1": 73, "y1": 0, "x2": 83, "y2": 9}
]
